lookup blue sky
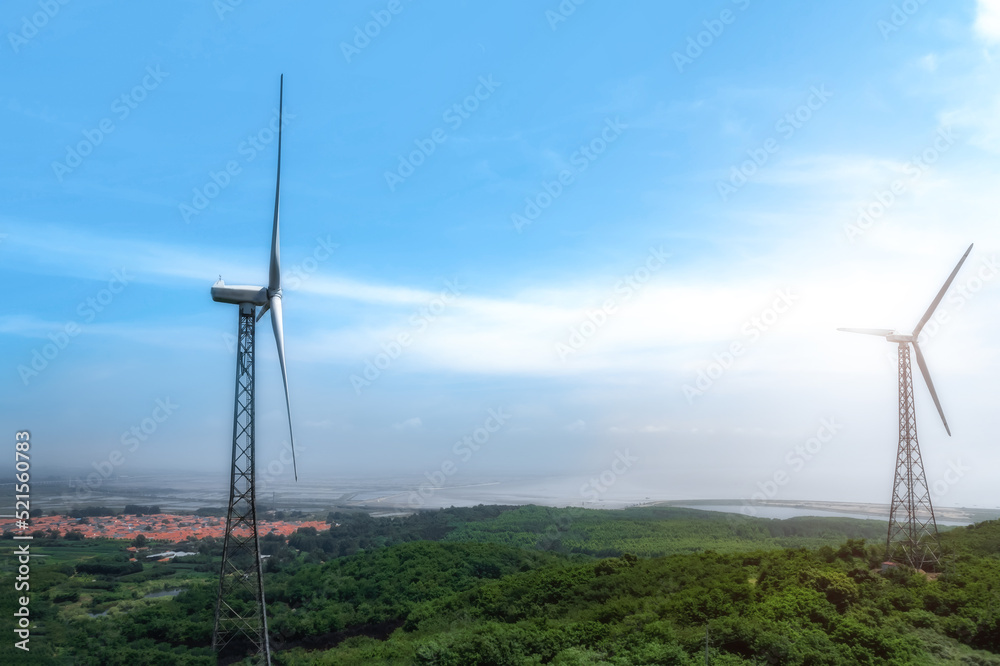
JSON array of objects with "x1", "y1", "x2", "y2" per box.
[{"x1": 3, "y1": 0, "x2": 999, "y2": 508}]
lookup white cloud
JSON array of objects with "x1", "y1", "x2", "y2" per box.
[
  {"x1": 8, "y1": 211, "x2": 996, "y2": 394},
  {"x1": 607, "y1": 424, "x2": 672, "y2": 434},
  {"x1": 393, "y1": 417, "x2": 422, "y2": 430},
  {"x1": 976, "y1": 0, "x2": 1000, "y2": 41},
  {"x1": 0, "y1": 314, "x2": 63, "y2": 337},
  {"x1": 932, "y1": 7, "x2": 1000, "y2": 153}
]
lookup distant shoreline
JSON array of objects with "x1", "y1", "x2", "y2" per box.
[
  {"x1": 650, "y1": 499, "x2": 1000, "y2": 525},
  {"x1": 9, "y1": 499, "x2": 997, "y2": 530},
  {"x1": 6, "y1": 473, "x2": 999, "y2": 525}
]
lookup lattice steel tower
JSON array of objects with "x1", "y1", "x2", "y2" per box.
[
  {"x1": 210, "y1": 76, "x2": 297, "y2": 665},
  {"x1": 886, "y1": 343, "x2": 939, "y2": 570},
  {"x1": 213, "y1": 305, "x2": 271, "y2": 662},
  {"x1": 839, "y1": 243, "x2": 972, "y2": 571}
]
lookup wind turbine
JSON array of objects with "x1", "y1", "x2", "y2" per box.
[
  {"x1": 210, "y1": 75, "x2": 296, "y2": 666},
  {"x1": 839, "y1": 243, "x2": 973, "y2": 571}
]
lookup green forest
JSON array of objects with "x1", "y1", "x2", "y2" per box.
[{"x1": 2, "y1": 505, "x2": 999, "y2": 665}]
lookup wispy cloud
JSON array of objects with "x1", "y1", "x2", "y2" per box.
[
  {"x1": 976, "y1": 0, "x2": 1000, "y2": 41},
  {"x1": 393, "y1": 417, "x2": 422, "y2": 430}
]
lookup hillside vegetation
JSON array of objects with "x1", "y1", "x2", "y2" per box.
[{"x1": 1, "y1": 507, "x2": 997, "y2": 665}]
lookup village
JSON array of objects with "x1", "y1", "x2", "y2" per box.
[{"x1": 1, "y1": 513, "x2": 331, "y2": 543}]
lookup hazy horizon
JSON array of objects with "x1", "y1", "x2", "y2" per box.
[{"x1": 8, "y1": 468, "x2": 1000, "y2": 516}]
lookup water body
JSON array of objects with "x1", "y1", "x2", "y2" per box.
[
  {"x1": 672, "y1": 504, "x2": 972, "y2": 526},
  {"x1": 144, "y1": 588, "x2": 185, "y2": 598},
  {"x1": 30, "y1": 473, "x2": 998, "y2": 525}
]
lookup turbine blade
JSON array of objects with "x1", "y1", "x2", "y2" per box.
[
  {"x1": 837, "y1": 328, "x2": 894, "y2": 337},
  {"x1": 913, "y1": 243, "x2": 974, "y2": 338},
  {"x1": 268, "y1": 75, "x2": 283, "y2": 294},
  {"x1": 912, "y1": 342, "x2": 951, "y2": 436},
  {"x1": 269, "y1": 295, "x2": 298, "y2": 480},
  {"x1": 255, "y1": 300, "x2": 270, "y2": 322}
]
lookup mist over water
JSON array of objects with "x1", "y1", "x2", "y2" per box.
[{"x1": 16, "y1": 471, "x2": 996, "y2": 526}]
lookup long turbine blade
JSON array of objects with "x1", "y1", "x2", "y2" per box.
[
  {"x1": 913, "y1": 243, "x2": 973, "y2": 338},
  {"x1": 268, "y1": 75, "x2": 283, "y2": 294},
  {"x1": 912, "y1": 341, "x2": 951, "y2": 436},
  {"x1": 837, "y1": 328, "x2": 895, "y2": 337},
  {"x1": 269, "y1": 296, "x2": 298, "y2": 479}
]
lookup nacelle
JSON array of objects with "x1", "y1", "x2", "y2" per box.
[{"x1": 211, "y1": 279, "x2": 268, "y2": 306}]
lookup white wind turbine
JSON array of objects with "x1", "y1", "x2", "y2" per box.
[
  {"x1": 838, "y1": 243, "x2": 973, "y2": 570},
  {"x1": 209, "y1": 75, "x2": 296, "y2": 666}
]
